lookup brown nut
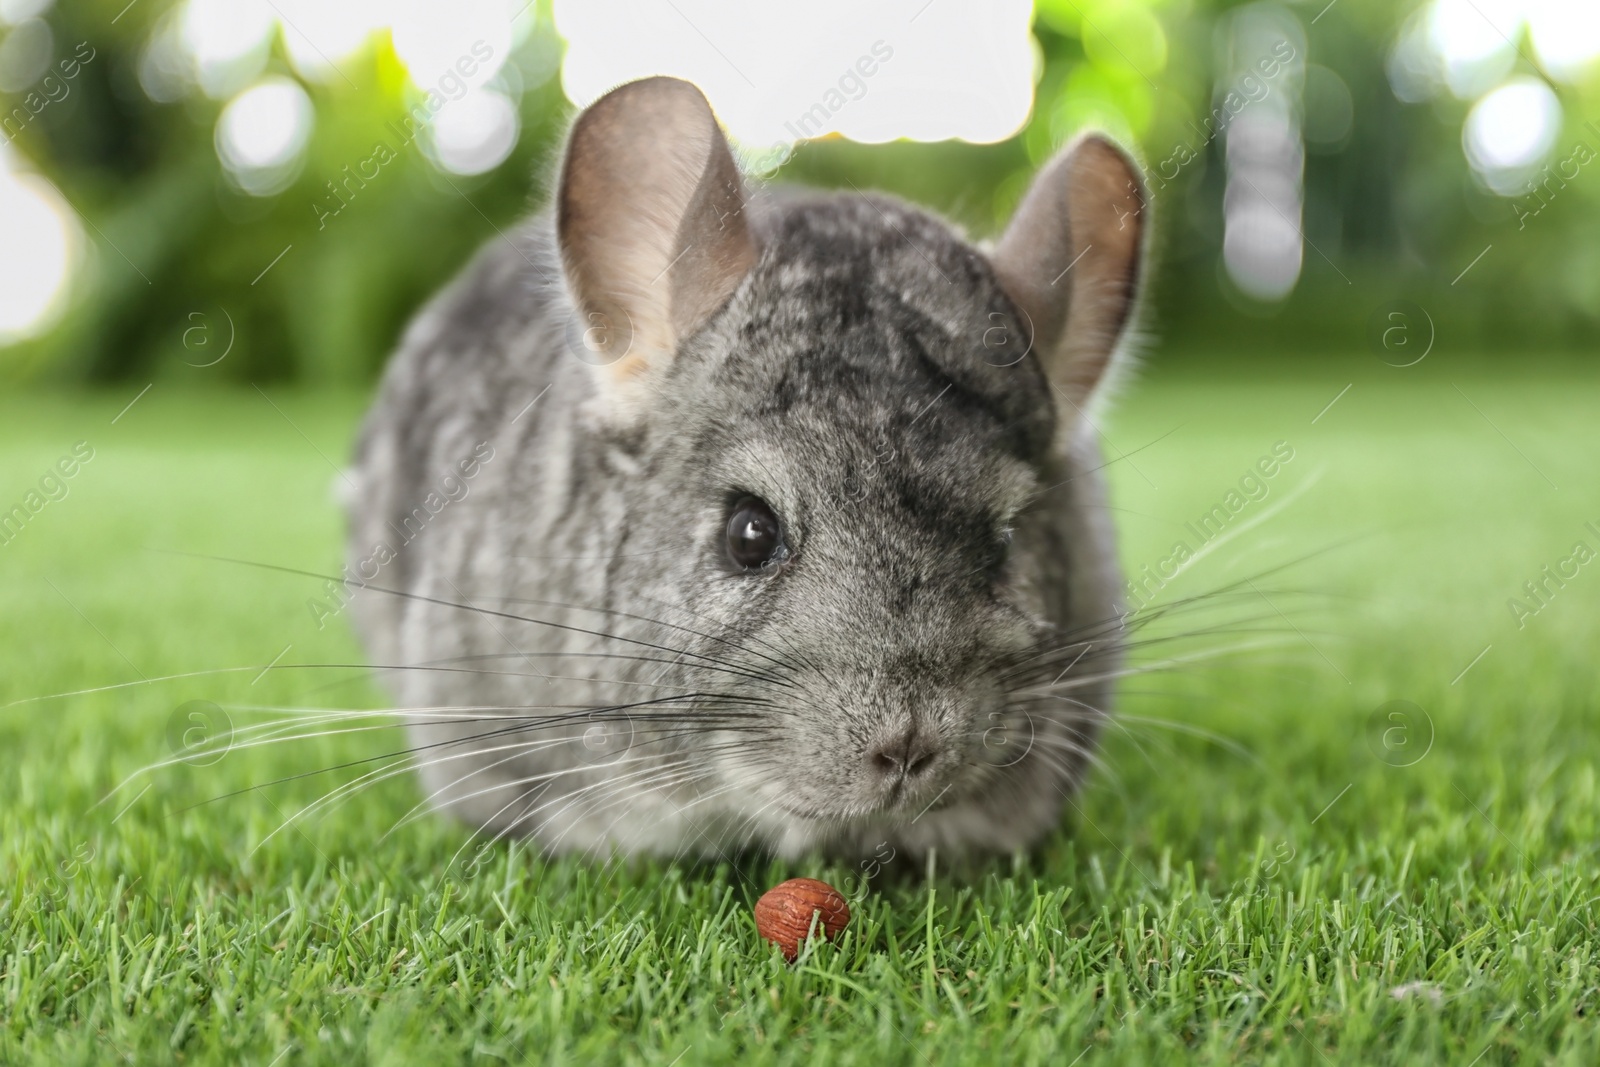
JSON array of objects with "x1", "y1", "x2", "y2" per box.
[{"x1": 753, "y1": 877, "x2": 851, "y2": 961}]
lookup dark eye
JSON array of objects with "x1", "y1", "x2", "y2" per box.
[{"x1": 726, "y1": 496, "x2": 784, "y2": 571}]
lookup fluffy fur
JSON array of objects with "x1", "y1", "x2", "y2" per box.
[{"x1": 345, "y1": 78, "x2": 1145, "y2": 860}]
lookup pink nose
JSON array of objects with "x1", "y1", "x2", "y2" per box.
[{"x1": 866, "y1": 730, "x2": 939, "y2": 781}]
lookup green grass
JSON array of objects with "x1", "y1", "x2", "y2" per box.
[{"x1": 3, "y1": 358, "x2": 1598, "y2": 1065}]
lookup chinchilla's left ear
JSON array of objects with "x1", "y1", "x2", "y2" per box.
[{"x1": 989, "y1": 134, "x2": 1147, "y2": 441}]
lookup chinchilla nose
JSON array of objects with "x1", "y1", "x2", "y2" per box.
[{"x1": 866, "y1": 728, "x2": 940, "y2": 782}]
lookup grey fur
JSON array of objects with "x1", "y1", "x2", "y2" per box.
[{"x1": 345, "y1": 86, "x2": 1140, "y2": 861}]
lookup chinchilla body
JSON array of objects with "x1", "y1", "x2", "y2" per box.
[{"x1": 346, "y1": 77, "x2": 1147, "y2": 860}]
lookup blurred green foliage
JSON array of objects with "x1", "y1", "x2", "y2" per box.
[{"x1": 0, "y1": 0, "x2": 1595, "y2": 384}]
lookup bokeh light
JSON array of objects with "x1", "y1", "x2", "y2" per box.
[
  {"x1": 1390, "y1": 0, "x2": 1600, "y2": 101},
  {"x1": 1427, "y1": 0, "x2": 1520, "y2": 100},
  {"x1": 1221, "y1": 4, "x2": 1306, "y2": 304},
  {"x1": 1463, "y1": 76, "x2": 1563, "y2": 195},
  {"x1": 0, "y1": 0, "x2": 53, "y2": 25},
  {"x1": 0, "y1": 15, "x2": 50, "y2": 92},
  {"x1": 390, "y1": 0, "x2": 512, "y2": 96},
  {"x1": 1527, "y1": 0, "x2": 1600, "y2": 84},
  {"x1": 552, "y1": 0, "x2": 1036, "y2": 147},
  {"x1": 215, "y1": 76, "x2": 315, "y2": 196},
  {"x1": 1386, "y1": 0, "x2": 1595, "y2": 199},
  {"x1": 179, "y1": 0, "x2": 274, "y2": 99},
  {"x1": 4, "y1": 0, "x2": 1598, "y2": 369},
  {"x1": 426, "y1": 86, "x2": 520, "y2": 175},
  {"x1": 273, "y1": 0, "x2": 388, "y2": 83},
  {"x1": 0, "y1": 147, "x2": 79, "y2": 344}
]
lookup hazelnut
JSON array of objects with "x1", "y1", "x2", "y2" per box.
[{"x1": 753, "y1": 877, "x2": 851, "y2": 960}]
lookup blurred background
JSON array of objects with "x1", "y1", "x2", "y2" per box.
[{"x1": 0, "y1": 0, "x2": 1594, "y2": 384}]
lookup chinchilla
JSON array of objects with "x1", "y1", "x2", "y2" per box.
[{"x1": 344, "y1": 76, "x2": 1148, "y2": 860}]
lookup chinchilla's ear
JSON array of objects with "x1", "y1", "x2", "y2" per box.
[
  {"x1": 990, "y1": 134, "x2": 1147, "y2": 444},
  {"x1": 558, "y1": 76, "x2": 756, "y2": 403}
]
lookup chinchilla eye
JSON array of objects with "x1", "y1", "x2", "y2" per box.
[{"x1": 726, "y1": 496, "x2": 784, "y2": 571}]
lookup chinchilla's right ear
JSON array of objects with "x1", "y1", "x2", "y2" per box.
[
  {"x1": 557, "y1": 76, "x2": 757, "y2": 411},
  {"x1": 989, "y1": 134, "x2": 1148, "y2": 449}
]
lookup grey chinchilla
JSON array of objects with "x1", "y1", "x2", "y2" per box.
[{"x1": 344, "y1": 76, "x2": 1148, "y2": 860}]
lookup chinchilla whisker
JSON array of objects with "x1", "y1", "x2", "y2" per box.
[
  {"x1": 457, "y1": 751, "x2": 748, "y2": 863},
  {"x1": 387, "y1": 742, "x2": 633, "y2": 842},
  {"x1": 206, "y1": 706, "x2": 778, "y2": 751},
  {"x1": 259, "y1": 729, "x2": 686, "y2": 850},
  {"x1": 568, "y1": 807, "x2": 641, "y2": 868},
  {"x1": 665, "y1": 763, "x2": 780, "y2": 822},
  {"x1": 998, "y1": 694, "x2": 1248, "y2": 793},
  {"x1": 175, "y1": 707, "x2": 774, "y2": 778},
  {"x1": 485, "y1": 580, "x2": 801, "y2": 661},
  {"x1": 1010, "y1": 713, "x2": 1205, "y2": 793},
  {"x1": 534, "y1": 766, "x2": 723, "y2": 862},
  {"x1": 1042, "y1": 722, "x2": 1165, "y2": 787},
  {"x1": 510, "y1": 549, "x2": 680, "y2": 561},
  {"x1": 248, "y1": 759, "x2": 415, "y2": 855},
  {"x1": 693, "y1": 798, "x2": 778, "y2": 860},
  {"x1": 1024, "y1": 557, "x2": 1343, "y2": 657},
  {"x1": 422, "y1": 648, "x2": 797, "y2": 686},
  {"x1": 355, "y1": 731, "x2": 709, "y2": 845},
  {"x1": 2, "y1": 665, "x2": 327, "y2": 713},
  {"x1": 622, "y1": 781, "x2": 783, "y2": 864},
  {"x1": 298, "y1": 733, "x2": 765, "y2": 854},
  {"x1": 489, "y1": 587, "x2": 815, "y2": 680},
  {"x1": 281, "y1": 650, "x2": 799, "y2": 707},
  {"x1": 1006, "y1": 618, "x2": 1306, "y2": 678},
  {"x1": 685, "y1": 767, "x2": 773, "y2": 817},
  {"x1": 576, "y1": 757, "x2": 772, "y2": 841},
  {"x1": 164, "y1": 552, "x2": 800, "y2": 688},
  {"x1": 160, "y1": 707, "x2": 537, "y2": 755},
  {"x1": 427, "y1": 729, "x2": 776, "y2": 808},
  {"x1": 1070, "y1": 500, "x2": 1181, "y2": 523},
  {"x1": 1037, "y1": 422, "x2": 1187, "y2": 496},
  {"x1": 393, "y1": 580, "x2": 806, "y2": 686},
  {"x1": 154, "y1": 704, "x2": 772, "y2": 778},
  {"x1": 1035, "y1": 741, "x2": 1130, "y2": 806},
  {"x1": 314, "y1": 653, "x2": 792, "y2": 692},
  {"x1": 1008, "y1": 736, "x2": 1108, "y2": 782},
  {"x1": 298, "y1": 716, "x2": 778, "y2": 826},
  {"x1": 252, "y1": 760, "x2": 416, "y2": 853},
  {"x1": 107, "y1": 709, "x2": 437, "y2": 797},
  {"x1": 1109, "y1": 629, "x2": 1332, "y2": 662},
  {"x1": 1047, "y1": 606, "x2": 1312, "y2": 650},
  {"x1": 1127, "y1": 536, "x2": 1366, "y2": 605},
  {"x1": 1010, "y1": 639, "x2": 1301, "y2": 696},
  {"x1": 0, "y1": 654, "x2": 764, "y2": 733},
  {"x1": 1106, "y1": 714, "x2": 1261, "y2": 765},
  {"x1": 963, "y1": 740, "x2": 1108, "y2": 802},
  {"x1": 390, "y1": 736, "x2": 757, "y2": 843},
  {"x1": 139, "y1": 714, "x2": 415, "y2": 767},
  {"x1": 1008, "y1": 610, "x2": 1274, "y2": 676},
  {"x1": 184, "y1": 693, "x2": 773, "y2": 811},
  {"x1": 1113, "y1": 622, "x2": 1324, "y2": 649},
  {"x1": 205, "y1": 703, "x2": 700, "y2": 721},
  {"x1": 1105, "y1": 597, "x2": 1334, "y2": 646},
  {"x1": 296, "y1": 653, "x2": 792, "y2": 698},
  {"x1": 968, "y1": 698, "x2": 1105, "y2": 754},
  {"x1": 548, "y1": 761, "x2": 724, "y2": 831},
  {"x1": 729, "y1": 793, "x2": 788, "y2": 851}
]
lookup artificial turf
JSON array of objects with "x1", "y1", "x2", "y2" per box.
[{"x1": 2, "y1": 356, "x2": 1597, "y2": 1065}]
